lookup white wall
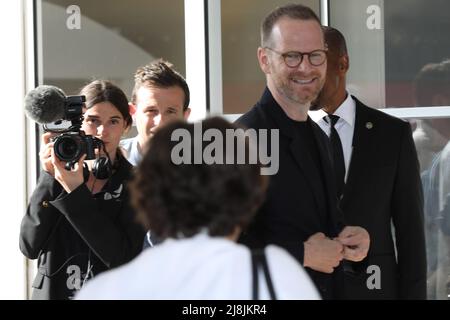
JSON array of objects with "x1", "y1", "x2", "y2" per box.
[
  {"x1": 0, "y1": 0, "x2": 27, "y2": 299},
  {"x1": 184, "y1": 0, "x2": 208, "y2": 121}
]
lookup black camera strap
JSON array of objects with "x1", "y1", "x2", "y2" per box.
[{"x1": 251, "y1": 249, "x2": 277, "y2": 300}]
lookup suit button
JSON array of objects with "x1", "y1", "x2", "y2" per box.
[{"x1": 42, "y1": 201, "x2": 49, "y2": 208}]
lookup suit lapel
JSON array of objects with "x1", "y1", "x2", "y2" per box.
[{"x1": 341, "y1": 97, "x2": 374, "y2": 204}]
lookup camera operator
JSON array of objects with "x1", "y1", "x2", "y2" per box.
[{"x1": 19, "y1": 80, "x2": 146, "y2": 300}]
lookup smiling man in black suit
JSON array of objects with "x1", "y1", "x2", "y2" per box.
[
  {"x1": 310, "y1": 26, "x2": 426, "y2": 299},
  {"x1": 237, "y1": 5, "x2": 370, "y2": 299}
]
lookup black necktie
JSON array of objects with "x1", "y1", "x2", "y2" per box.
[{"x1": 326, "y1": 114, "x2": 345, "y2": 197}]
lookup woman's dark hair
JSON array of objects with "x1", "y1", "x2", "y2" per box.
[
  {"x1": 130, "y1": 117, "x2": 268, "y2": 239},
  {"x1": 80, "y1": 80, "x2": 132, "y2": 128}
]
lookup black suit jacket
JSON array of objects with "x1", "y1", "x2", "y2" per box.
[
  {"x1": 339, "y1": 96, "x2": 426, "y2": 299},
  {"x1": 237, "y1": 88, "x2": 345, "y2": 299}
]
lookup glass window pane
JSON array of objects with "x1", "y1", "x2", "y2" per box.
[
  {"x1": 329, "y1": 0, "x2": 385, "y2": 108},
  {"x1": 330, "y1": 0, "x2": 450, "y2": 108},
  {"x1": 40, "y1": 0, "x2": 185, "y2": 96},
  {"x1": 221, "y1": 0, "x2": 320, "y2": 114},
  {"x1": 415, "y1": 117, "x2": 450, "y2": 299},
  {"x1": 39, "y1": 0, "x2": 185, "y2": 139},
  {"x1": 385, "y1": 0, "x2": 450, "y2": 108}
]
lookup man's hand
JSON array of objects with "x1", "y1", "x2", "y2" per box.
[
  {"x1": 336, "y1": 226, "x2": 370, "y2": 262},
  {"x1": 303, "y1": 232, "x2": 344, "y2": 273}
]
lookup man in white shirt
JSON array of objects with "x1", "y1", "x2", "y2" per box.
[
  {"x1": 309, "y1": 26, "x2": 426, "y2": 299},
  {"x1": 121, "y1": 60, "x2": 191, "y2": 249},
  {"x1": 120, "y1": 60, "x2": 191, "y2": 166},
  {"x1": 311, "y1": 91, "x2": 355, "y2": 185}
]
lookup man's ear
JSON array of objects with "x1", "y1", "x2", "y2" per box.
[
  {"x1": 128, "y1": 102, "x2": 137, "y2": 116},
  {"x1": 339, "y1": 55, "x2": 349, "y2": 74},
  {"x1": 258, "y1": 47, "x2": 271, "y2": 74},
  {"x1": 183, "y1": 107, "x2": 191, "y2": 121}
]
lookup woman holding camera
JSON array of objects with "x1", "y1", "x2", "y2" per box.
[{"x1": 20, "y1": 80, "x2": 145, "y2": 300}]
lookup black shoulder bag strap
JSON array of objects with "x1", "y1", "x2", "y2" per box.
[{"x1": 251, "y1": 249, "x2": 277, "y2": 300}]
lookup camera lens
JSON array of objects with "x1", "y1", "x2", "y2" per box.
[{"x1": 54, "y1": 134, "x2": 82, "y2": 162}]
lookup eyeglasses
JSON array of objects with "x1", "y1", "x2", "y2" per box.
[{"x1": 264, "y1": 47, "x2": 327, "y2": 67}]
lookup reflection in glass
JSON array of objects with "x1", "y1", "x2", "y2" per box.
[
  {"x1": 330, "y1": 0, "x2": 450, "y2": 109},
  {"x1": 385, "y1": 0, "x2": 450, "y2": 107},
  {"x1": 330, "y1": 0, "x2": 385, "y2": 108},
  {"x1": 418, "y1": 117, "x2": 450, "y2": 300},
  {"x1": 41, "y1": 0, "x2": 185, "y2": 96},
  {"x1": 412, "y1": 59, "x2": 450, "y2": 173}
]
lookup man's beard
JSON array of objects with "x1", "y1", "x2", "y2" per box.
[{"x1": 277, "y1": 79, "x2": 322, "y2": 106}]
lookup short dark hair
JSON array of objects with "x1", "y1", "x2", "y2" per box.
[
  {"x1": 131, "y1": 59, "x2": 190, "y2": 110},
  {"x1": 261, "y1": 4, "x2": 321, "y2": 47},
  {"x1": 80, "y1": 80, "x2": 132, "y2": 128},
  {"x1": 414, "y1": 59, "x2": 450, "y2": 106},
  {"x1": 131, "y1": 117, "x2": 268, "y2": 239},
  {"x1": 323, "y1": 26, "x2": 348, "y2": 57}
]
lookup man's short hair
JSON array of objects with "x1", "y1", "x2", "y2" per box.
[
  {"x1": 130, "y1": 117, "x2": 268, "y2": 240},
  {"x1": 414, "y1": 59, "x2": 450, "y2": 106},
  {"x1": 131, "y1": 59, "x2": 190, "y2": 110},
  {"x1": 261, "y1": 4, "x2": 321, "y2": 47},
  {"x1": 322, "y1": 26, "x2": 348, "y2": 57}
]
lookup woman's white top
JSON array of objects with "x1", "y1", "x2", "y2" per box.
[{"x1": 76, "y1": 233, "x2": 320, "y2": 300}]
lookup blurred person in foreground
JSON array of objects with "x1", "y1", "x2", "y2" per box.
[{"x1": 77, "y1": 117, "x2": 320, "y2": 299}]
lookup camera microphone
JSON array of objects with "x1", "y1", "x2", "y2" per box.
[
  {"x1": 24, "y1": 85, "x2": 67, "y2": 124},
  {"x1": 24, "y1": 85, "x2": 109, "y2": 176}
]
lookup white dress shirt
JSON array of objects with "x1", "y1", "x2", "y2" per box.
[
  {"x1": 119, "y1": 136, "x2": 142, "y2": 166},
  {"x1": 75, "y1": 233, "x2": 320, "y2": 300},
  {"x1": 309, "y1": 93, "x2": 356, "y2": 182}
]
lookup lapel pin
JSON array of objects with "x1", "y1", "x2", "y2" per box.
[{"x1": 366, "y1": 122, "x2": 373, "y2": 129}]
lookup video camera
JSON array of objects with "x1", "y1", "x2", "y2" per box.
[
  {"x1": 24, "y1": 85, "x2": 106, "y2": 169},
  {"x1": 50, "y1": 95, "x2": 102, "y2": 165}
]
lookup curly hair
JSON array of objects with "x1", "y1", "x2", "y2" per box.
[{"x1": 130, "y1": 117, "x2": 268, "y2": 239}]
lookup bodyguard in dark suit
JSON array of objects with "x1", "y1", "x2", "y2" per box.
[
  {"x1": 237, "y1": 5, "x2": 370, "y2": 299},
  {"x1": 310, "y1": 27, "x2": 426, "y2": 299}
]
